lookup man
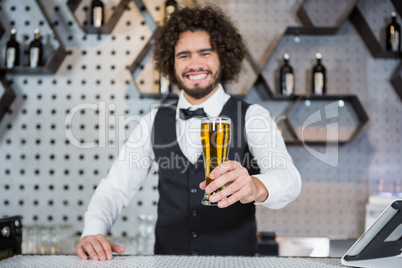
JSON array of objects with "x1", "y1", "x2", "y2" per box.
[{"x1": 75, "y1": 5, "x2": 301, "y2": 261}]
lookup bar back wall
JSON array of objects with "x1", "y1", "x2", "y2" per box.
[{"x1": 0, "y1": 0, "x2": 401, "y2": 240}]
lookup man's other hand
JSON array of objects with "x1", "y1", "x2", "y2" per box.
[{"x1": 74, "y1": 234, "x2": 125, "y2": 261}]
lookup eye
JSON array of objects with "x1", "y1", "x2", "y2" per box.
[{"x1": 177, "y1": 53, "x2": 189, "y2": 59}]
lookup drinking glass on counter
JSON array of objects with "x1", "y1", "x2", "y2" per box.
[{"x1": 22, "y1": 225, "x2": 75, "y2": 254}]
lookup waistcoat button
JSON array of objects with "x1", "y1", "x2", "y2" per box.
[
  {"x1": 190, "y1": 188, "x2": 197, "y2": 193},
  {"x1": 192, "y1": 231, "x2": 198, "y2": 238},
  {"x1": 192, "y1": 210, "x2": 198, "y2": 216}
]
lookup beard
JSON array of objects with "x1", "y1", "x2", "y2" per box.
[{"x1": 175, "y1": 67, "x2": 222, "y2": 99}]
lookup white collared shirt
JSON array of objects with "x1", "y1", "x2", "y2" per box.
[{"x1": 82, "y1": 84, "x2": 301, "y2": 237}]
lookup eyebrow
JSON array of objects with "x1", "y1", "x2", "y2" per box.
[{"x1": 176, "y1": 48, "x2": 214, "y2": 58}]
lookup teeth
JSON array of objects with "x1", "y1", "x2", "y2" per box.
[{"x1": 188, "y1": 74, "x2": 207, "y2": 80}]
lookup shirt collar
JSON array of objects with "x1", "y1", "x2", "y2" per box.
[{"x1": 175, "y1": 84, "x2": 230, "y2": 120}]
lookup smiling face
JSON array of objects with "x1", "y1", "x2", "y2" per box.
[{"x1": 174, "y1": 30, "x2": 221, "y2": 104}]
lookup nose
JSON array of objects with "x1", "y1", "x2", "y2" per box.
[{"x1": 188, "y1": 54, "x2": 204, "y2": 70}]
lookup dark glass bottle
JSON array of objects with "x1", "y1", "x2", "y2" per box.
[
  {"x1": 165, "y1": 0, "x2": 177, "y2": 20},
  {"x1": 386, "y1": 11, "x2": 401, "y2": 52},
  {"x1": 279, "y1": 53, "x2": 294, "y2": 96},
  {"x1": 5, "y1": 28, "x2": 20, "y2": 68},
  {"x1": 91, "y1": 0, "x2": 104, "y2": 28},
  {"x1": 312, "y1": 53, "x2": 326, "y2": 95},
  {"x1": 29, "y1": 29, "x2": 43, "y2": 68},
  {"x1": 159, "y1": 75, "x2": 172, "y2": 95}
]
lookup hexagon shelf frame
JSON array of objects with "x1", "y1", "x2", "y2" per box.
[
  {"x1": 392, "y1": 0, "x2": 402, "y2": 15},
  {"x1": 249, "y1": 0, "x2": 370, "y2": 145},
  {"x1": 127, "y1": 0, "x2": 168, "y2": 99},
  {"x1": 0, "y1": 71, "x2": 16, "y2": 123},
  {"x1": 128, "y1": 27, "x2": 177, "y2": 99},
  {"x1": 67, "y1": 0, "x2": 131, "y2": 35},
  {"x1": 349, "y1": 0, "x2": 402, "y2": 101},
  {"x1": 286, "y1": 0, "x2": 359, "y2": 35},
  {"x1": 0, "y1": 0, "x2": 67, "y2": 74},
  {"x1": 286, "y1": 95, "x2": 369, "y2": 145},
  {"x1": 0, "y1": 12, "x2": 15, "y2": 124},
  {"x1": 0, "y1": 18, "x2": 4, "y2": 37},
  {"x1": 251, "y1": 0, "x2": 360, "y2": 98},
  {"x1": 231, "y1": 0, "x2": 361, "y2": 98},
  {"x1": 349, "y1": 0, "x2": 402, "y2": 58},
  {"x1": 391, "y1": 62, "x2": 402, "y2": 100}
]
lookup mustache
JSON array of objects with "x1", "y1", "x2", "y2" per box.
[{"x1": 182, "y1": 69, "x2": 212, "y2": 77}]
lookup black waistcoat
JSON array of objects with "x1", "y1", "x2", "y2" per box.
[{"x1": 152, "y1": 97, "x2": 259, "y2": 256}]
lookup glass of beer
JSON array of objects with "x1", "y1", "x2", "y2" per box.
[{"x1": 200, "y1": 117, "x2": 231, "y2": 206}]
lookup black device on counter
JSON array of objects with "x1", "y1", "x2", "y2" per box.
[
  {"x1": 258, "y1": 231, "x2": 279, "y2": 256},
  {"x1": 0, "y1": 216, "x2": 23, "y2": 259},
  {"x1": 342, "y1": 199, "x2": 402, "y2": 268}
]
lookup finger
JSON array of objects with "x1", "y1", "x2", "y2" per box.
[
  {"x1": 209, "y1": 175, "x2": 246, "y2": 203},
  {"x1": 210, "y1": 161, "x2": 238, "y2": 180},
  {"x1": 207, "y1": 168, "x2": 244, "y2": 194},
  {"x1": 111, "y1": 242, "x2": 126, "y2": 254},
  {"x1": 217, "y1": 190, "x2": 245, "y2": 208},
  {"x1": 97, "y1": 237, "x2": 113, "y2": 260},
  {"x1": 93, "y1": 239, "x2": 110, "y2": 261},
  {"x1": 81, "y1": 240, "x2": 99, "y2": 261},
  {"x1": 74, "y1": 244, "x2": 88, "y2": 260},
  {"x1": 199, "y1": 180, "x2": 206, "y2": 190}
]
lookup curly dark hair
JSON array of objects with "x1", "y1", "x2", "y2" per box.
[{"x1": 153, "y1": 5, "x2": 246, "y2": 86}]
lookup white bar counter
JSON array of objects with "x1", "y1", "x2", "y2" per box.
[{"x1": 0, "y1": 255, "x2": 344, "y2": 267}]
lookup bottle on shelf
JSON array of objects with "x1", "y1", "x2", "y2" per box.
[
  {"x1": 312, "y1": 53, "x2": 326, "y2": 95},
  {"x1": 91, "y1": 0, "x2": 104, "y2": 28},
  {"x1": 279, "y1": 53, "x2": 294, "y2": 96},
  {"x1": 29, "y1": 29, "x2": 43, "y2": 69},
  {"x1": 159, "y1": 74, "x2": 172, "y2": 95},
  {"x1": 386, "y1": 11, "x2": 401, "y2": 52},
  {"x1": 165, "y1": 0, "x2": 178, "y2": 21},
  {"x1": 5, "y1": 28, "x2": 20, "y2": 69}
]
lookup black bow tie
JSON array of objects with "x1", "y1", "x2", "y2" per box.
[{"x1": 179, "y1": 107, "x2": 207, "y2": 120}]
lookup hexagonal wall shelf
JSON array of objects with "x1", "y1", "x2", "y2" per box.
[
  {"x1": 67, "y1": 0, "x2": 130, "y2": 35},
  {"x1": 0, "y1": 9, "x2": 14, "y2": 124},
  {"x1": 0, "y1": 0, "x2": 67, "y2": 74},
  {"x1": 286, "y1": 0, "x2": 359, "y2": 35},
  {"x1": 252, "y1": 75, "x2": 299, "y2": 144},
  {"x1": 349, "y1": 0, "x2": 402, "y2": 102},
  {"x1": 286, "y1": 95, "x2": 368, "y2": 144},
  {"x1": 0, "y1": 71, "x2": 15, "y2": 123},
  {"x1": 257, "y1": 0, "x2": 361, "y2": 98},
  {"x1": 127, "y1": 0, "x2": 167, "y2": 98},
  {"x1": 350, "y1": 0, "x2": 402, "y2": 58},
  {"x1": 391, "y1": 62, "x2": 402, "y2": 101},
  {"x1": 392, "y1": 0, "x2": 402, "y2": 14},
  {"x1": 128, "y1": 28, "x2": 171, "y2": 98},
  {"x1": 0, "y1": 19, "x2": 4, "y2": 37}
]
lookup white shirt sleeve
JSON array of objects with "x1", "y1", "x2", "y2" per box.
[
  {"x1": 81, "y1": 109, "x2": 157, "y2": 237},
  {"x1": 245, "y1": 104, "x2": 301, "y2": 209}
]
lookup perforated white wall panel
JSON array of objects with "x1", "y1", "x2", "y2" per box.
[{"x1": 0, "y1": 0, "x2": 401, "y2": 247}]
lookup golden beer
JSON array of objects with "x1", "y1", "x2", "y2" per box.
[{"x1": 200, "y1": 117, "x2": 231, "y2": 206}]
